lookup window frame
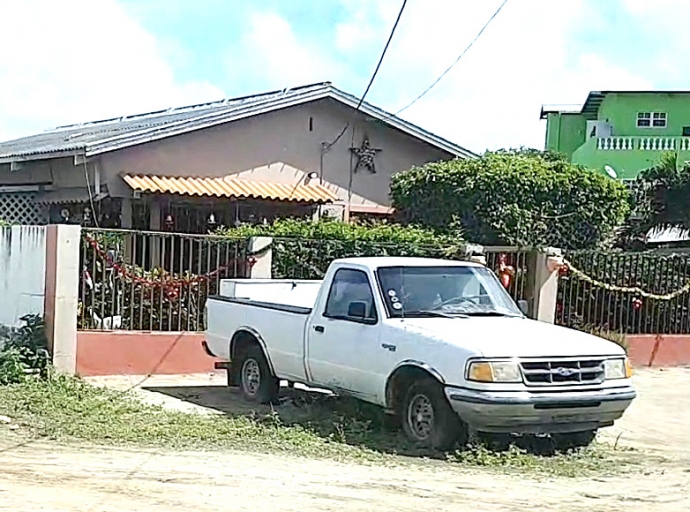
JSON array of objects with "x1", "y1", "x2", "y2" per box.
[
  {"x1": 323, "y1": 268, "x2": 379, "y2": 325},
  {"x1": 637, "y1": 111, "x2": 667, "y2": 129}
]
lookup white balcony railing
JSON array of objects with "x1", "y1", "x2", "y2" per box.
[{"x1": 597, "y1": 136, "x2": 690, "y2": 151}]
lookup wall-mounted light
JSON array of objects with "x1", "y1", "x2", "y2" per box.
[{"x1": 304, "y1": 171, "x2": 319, "y2": 185}]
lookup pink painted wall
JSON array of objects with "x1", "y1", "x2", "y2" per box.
[
  {"x1": 627, "y1": 335, "x2": 690, "y2": 368},
  {"x1": 43, "y1": 225, "x2": 57, "y2": 353},
  {"x1": 76, "y1": 331, "x2": 217, "y2": 376},
  {"x1": 98, "y1": 99, "x2": 452, "y2": 208}
]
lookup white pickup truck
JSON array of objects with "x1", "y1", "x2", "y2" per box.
[{"x1": 204, "y1": 257, "x2": 635, "y2": 450}]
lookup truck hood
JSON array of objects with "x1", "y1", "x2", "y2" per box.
[{"x1": 398, "y1": 316, "x2": 625, "y2": 358}]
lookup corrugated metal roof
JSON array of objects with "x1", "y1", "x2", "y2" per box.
[
  {"x1": 122, "y1": 174, "x2": 338, "y2": 203},
  {"x1": 0, "y1": 82, "x2": 475, "y2": 162}
]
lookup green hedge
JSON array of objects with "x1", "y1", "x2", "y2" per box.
[
  {"x1": 216, "y1": 219, "x2": 467, "y2": 279},
  {"x1": 390, "y1": 149, "x2": 630, "y2": 250}
]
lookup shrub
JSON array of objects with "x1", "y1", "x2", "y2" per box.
[
  {"x1": 216, "y1": 219, "x2": 467, "y2": 278},
  {"x1": 390, "y1": 149, "x2": 630, "y2": 250},
  {"x1": 0, "y1": 314, "x2": 49, "y2": 384}
]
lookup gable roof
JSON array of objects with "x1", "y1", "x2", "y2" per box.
[{"x1": 0, "y1": 82, "x2": 475, "y2": 162}]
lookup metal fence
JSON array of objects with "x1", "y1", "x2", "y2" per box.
[
  {"x1": 557, "y1": 250, "x2": 690, "y2": 334},
  {"x1": 269, "y1": 237, "x2": 532, "y2": 303},
  {"x1": 78, "y1": 228, "x2": 250, "y2": 331},
  {"x1": 78, "y1": 230, "x2": 536, "y2": 331},
  {"x1": 483, "y1": 247, "x2": 531, "y2": 304}
]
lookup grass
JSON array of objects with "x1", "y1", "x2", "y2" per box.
[{"x1": 0, "y1": 374, "x2": 635, "y2": 477}]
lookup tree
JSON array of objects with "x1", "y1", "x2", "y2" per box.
[
  {"x1": 390, "y1": 149, "x2": 630, "y2": 250},
  {"x1": 628, "y1": 153, "x2": 690, "y2": 238}
]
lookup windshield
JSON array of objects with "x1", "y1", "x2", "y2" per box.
[{"x1": 376, "y1": 265, "x2": 523, "y2": 318}]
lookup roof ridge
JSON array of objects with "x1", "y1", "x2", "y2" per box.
[{"x1": 51, "y1": 81, "x2": 332, "y2": 133}]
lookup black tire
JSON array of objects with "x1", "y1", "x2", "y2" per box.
[
  {"x1": 236, "y1": 345, "x2": 279, "y2": 404},
  {"x1": 553, "y1": 429, "x2": 597, "y2": 451},
  {"x1": 400, "y1": 379, "x2": 467, "y2": 451}
]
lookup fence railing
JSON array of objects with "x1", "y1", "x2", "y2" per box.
[
  {"x1": 557, "y1": 250, "x2": 690, "y2": 334},
  {"x1": 78, "y1": 228, "x2": 250, "y2": 331},
  {"x1": 78, "y1": 230, "x2": 536, "y2": 331},
  {"x1": 269, "y1": 237, "x2": 532, "y2": 303},
  {"x1": 483, "y1": 247, "x2": 531, "y2": 304}
]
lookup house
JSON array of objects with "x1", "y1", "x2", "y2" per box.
[
  {"x1": 0, "y1": 82, "x2": 474, "y2": 231},
  {"x1": 541, "y1": 91, "x2": 690, "y2": 181}
]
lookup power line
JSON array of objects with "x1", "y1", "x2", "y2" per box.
[
  {"x1": 356, "y1": 0, "x2": 408, "y2": 110},
  {"x1": 323, "y1": 0, "x2": 408, "y2": 151},
  {"x1": 394, "y1": 0, "x2": 509, "y2": 116}
]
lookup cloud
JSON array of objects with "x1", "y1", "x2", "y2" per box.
[
  {"x1": 225, "y1": 11, "x2": 343, "y2": 90},
  {"x1": 330, "y1": 0, "x2": 658, "y2": 152},
  {"x1": 0, "y1": 0, "x2": 223, "y2": 141}
]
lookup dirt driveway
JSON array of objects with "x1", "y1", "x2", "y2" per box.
[{"x1": 1, "y1": 368, "x2": 689, "y2": 512}]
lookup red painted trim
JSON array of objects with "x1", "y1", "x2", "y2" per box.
[
  {"x1": 76, "y1": 331, "x2": 219, "y2": 376},
  {"x1": 627, "y1": 335, "x2": 690, "y2": 367}
]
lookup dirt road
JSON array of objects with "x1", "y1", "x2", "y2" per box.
[{"x1": 1, "y1": 368, "x2": 689, "y2": 512}]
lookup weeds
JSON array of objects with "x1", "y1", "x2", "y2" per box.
[
  {"x1": 0, "y1": 374, "x2": 630, "y2": 476},
  {"x1": 0, "y1": 315, "x2": 49, "y2": 385}
]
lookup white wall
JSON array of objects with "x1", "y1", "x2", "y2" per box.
[{"x1": 0, "y1": 226, "x2": 47, "y2": 329}]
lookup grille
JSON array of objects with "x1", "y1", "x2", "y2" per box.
[{"x1": 520, "y1": 359, "x2": 605, "y2": 386}]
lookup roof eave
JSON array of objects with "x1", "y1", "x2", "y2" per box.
[{"x1": 0, "y1": 148, "x2": 84, "y2": 164}]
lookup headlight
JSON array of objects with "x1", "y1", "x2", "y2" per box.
[
  {"x1": 467, "y1": 361, "x2": 522, "y2": 383},
  {"x1": 605, "y1": 358, "x2": 632, "y2": 379}
]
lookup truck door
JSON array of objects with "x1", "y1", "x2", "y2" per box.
[{"x1": 306, "y1": 268, "x2": 382, "y2": 402}]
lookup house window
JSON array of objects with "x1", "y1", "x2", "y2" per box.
[
  {"x1": 652, "y1": 112, "x2": 667, "y2": 127},
  {"x1": 637, "y1": 112, "x2": 667, "y2": 128}
]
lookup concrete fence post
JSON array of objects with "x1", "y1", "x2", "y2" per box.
[
  {"x1": 528, "y1": 247, "x2": 563, "y2": 323},
  {"x1": 248, "y1": 236, "x2": 273, "y2": 279},
  {"x1": 44, "y1": 224, "x2": 81, "y2": 374}
]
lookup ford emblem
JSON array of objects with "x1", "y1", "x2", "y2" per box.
[{"x1": 555, "y1": 367, "x2": 577, "y2": 377}]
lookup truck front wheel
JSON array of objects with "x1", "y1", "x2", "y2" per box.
[
  {"x1": 237, "y1": 345, "x2": 279, "y2": 404},
  {"x1": 401, "y1": 379, "x2": 466, "y2": 451}
]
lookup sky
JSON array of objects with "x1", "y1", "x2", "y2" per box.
[{"x1": 0, "y1": 0, "x2": 687, "y2": 153}]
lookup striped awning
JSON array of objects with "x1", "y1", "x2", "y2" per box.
[{"x1": 122, "y1": 174, "x2": 338, "y2": 204}]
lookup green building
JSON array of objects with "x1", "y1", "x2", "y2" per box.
[{"x1": 541, "y1": 91, "x2": 690, "y2": 180}]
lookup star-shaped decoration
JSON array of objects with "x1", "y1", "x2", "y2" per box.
[{"x1": 350, "y1": 136, "x2": 381, "y2": 173}]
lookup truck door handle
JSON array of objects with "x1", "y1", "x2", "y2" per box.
[
  {"x1": 314, "y1": 325, "x2": 325, "y2": 333},
  {"x1": 381, "y1": 343, "x2": 396, "y2": 352}
]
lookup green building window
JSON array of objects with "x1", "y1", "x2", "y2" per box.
[{"x1": 637, "y1": 112, "x2": 666, "y2": 128}]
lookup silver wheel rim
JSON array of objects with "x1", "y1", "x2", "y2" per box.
[
  {"x1": 407, "y1": 393, "x2": 434, "y2": 440},
  {"x1": 241, "y1": 358, "x2": 261, "y2": 396}
]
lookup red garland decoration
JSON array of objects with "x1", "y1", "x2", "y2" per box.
[{"x1": 83, "y1": 235, "x2": 255, "y2": 293}]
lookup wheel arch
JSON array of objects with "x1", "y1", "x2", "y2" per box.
[
  {"x1": 229, "y1": 326, "x2": 276, "y2": 376},
  {"x1": 385, "y1": 360, "x2": 445, "y2": 413}
]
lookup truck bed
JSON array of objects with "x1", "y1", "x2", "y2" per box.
[{"x1": 205, "y1": 293, "x2": 312, "y2": 382}]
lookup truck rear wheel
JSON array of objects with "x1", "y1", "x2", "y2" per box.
[
  {"x1": 237, "y1": 345, "x2": 279, "y2": 404},
  {"x1": 401, "y1": 379, "x2": 466, "y2": 451}
]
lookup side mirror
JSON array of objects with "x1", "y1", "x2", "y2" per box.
[
  {"x1": 347, "y1": 301, "x2": 367, "y2": 319},
  {"x1": 517, "y1": 299, "x2": 529, "y2": 316}
]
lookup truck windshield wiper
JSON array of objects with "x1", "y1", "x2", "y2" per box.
[
  {"x1": 404, "y1": 310, "x2": 467, "y2": 318},
  {"x1": 462, "y1": 311, "x2": 520, "y2": 317}
]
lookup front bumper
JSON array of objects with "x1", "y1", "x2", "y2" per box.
[{"x1": 444, "y1": 385, "x2": 636, "y2": 434}]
